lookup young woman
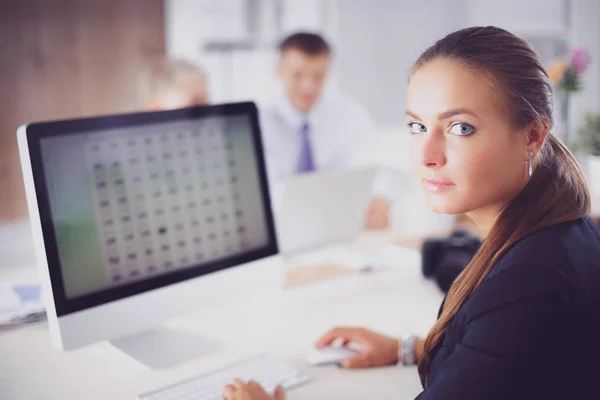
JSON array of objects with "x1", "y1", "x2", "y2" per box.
[{"x1": 223, "y1": 26, "x2": 600, "y2": 400}]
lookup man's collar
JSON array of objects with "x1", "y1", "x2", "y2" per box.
[
  {"x1": 275, "y1": 90, "x2": 326, "y2": 128},
  {"x1": 277, "y1": 93, "x2": 305, "y2": 128}
]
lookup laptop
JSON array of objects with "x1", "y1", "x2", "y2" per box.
[{"x1": 273, "y1": 167, "x2": 378, "y2": 256}]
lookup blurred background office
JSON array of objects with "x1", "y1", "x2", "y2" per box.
[{"x1": 1, "y1": 0, "x2": 599, "y2": 269}]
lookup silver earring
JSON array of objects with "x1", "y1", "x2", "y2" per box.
[{"x1": 528, "y1": 152, "x2": 533, "y2": 177}]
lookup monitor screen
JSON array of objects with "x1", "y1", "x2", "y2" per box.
[{"x1": 25, "y1": 102, "x2": 277, "y2": 316}]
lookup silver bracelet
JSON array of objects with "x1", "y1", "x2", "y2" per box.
[{"x1": 398, "y1": 334, "x2": 418, "y2": 366}]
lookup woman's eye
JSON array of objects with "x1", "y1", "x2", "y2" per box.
[
  {"x1": 408, "y1": 123, "x2": 427, "y2": 134},
  {"x1": 449, "y1": 123, "x2": 475, "y2": 136}
]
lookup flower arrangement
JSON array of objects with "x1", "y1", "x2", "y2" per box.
[{"x1": 548, "y1": 48, "x2": 590, "y2": 93}]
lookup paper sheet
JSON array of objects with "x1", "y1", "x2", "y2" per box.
[
  {"x1": 285, "y1": 243, "x2": 420, "y2": 272},
  {"x1": 0, "y1": 281, "x2": 45, "y2": 326}
]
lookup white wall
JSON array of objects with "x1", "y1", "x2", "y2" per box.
[
  {"x1": 164, "y1": 0, "x2": 338, "y2": 104},
  {"x1": 332, "y1": 0, "x2": 575, "y2": 127},
  {"x1": 164, "y1": 0, "x2": 275, "y2": 104},
  {"x1": 164, "y1": 0, "x2": 598, "y2": 122},
  {"x1": 333, "y1": 0, "x2": 468, "y2": 126},
  {"x1": 466, "y1": 0, "x2": 568, "y2": 37},
  {"x1": 569, "y1": 0, "x2": 600, "y2": 136}
]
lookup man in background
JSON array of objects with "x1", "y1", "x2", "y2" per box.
[
  {"x1": 140, "y1": 58, "x2": 208, "y2": 110},
  {"x1": 259, "y1": 32, "x2": 390, "y2": 229}
]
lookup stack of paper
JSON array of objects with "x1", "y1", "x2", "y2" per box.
[{"x1": 0, "y1": 281, "x2": 45, "y2": 327}]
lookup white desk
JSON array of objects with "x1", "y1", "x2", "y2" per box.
[{"x1": 0, "y1": 240, "x2": 444, "y2": 400}]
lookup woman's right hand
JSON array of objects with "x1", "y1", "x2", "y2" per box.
[{"x1": 315, "y1": 327, "x2": 400, "y2": 369}]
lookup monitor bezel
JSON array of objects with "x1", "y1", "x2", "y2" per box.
[{"x1": 24, "y1": 102, "x2": 278, "y2": 317}]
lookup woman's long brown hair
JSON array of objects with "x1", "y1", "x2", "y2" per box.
[{"x1": 413, "y1": 26, "x2": 591, "y2": 381}]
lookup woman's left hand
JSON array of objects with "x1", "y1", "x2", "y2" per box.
[{"x1": 222, "y1": 380, "x2": 286, "y2": 400}]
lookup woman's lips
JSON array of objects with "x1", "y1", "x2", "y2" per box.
[{"x1": 423, "y1": 178, "x2": 455, "y2": 192}]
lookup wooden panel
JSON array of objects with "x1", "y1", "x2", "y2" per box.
[{"x1": 0, "y1": 0, "x2": 165, "y2": 221}]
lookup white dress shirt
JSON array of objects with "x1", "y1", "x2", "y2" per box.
[{"x1": 258, "y1": 90, "x2": 384, "y2": 187}]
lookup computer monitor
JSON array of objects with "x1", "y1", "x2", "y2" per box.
[{"x1": 17, "y1": 102, "x2": 279, "y2": 369}]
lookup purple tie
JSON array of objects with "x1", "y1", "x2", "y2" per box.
[{"x1": 297, "y1": 121, "x2": 315, "y2": 173}]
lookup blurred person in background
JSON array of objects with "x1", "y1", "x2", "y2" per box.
[
  {"x1": 140, "y1": 58, "x2": 208, "y2": 110},
  {"x1": 259, "y1": 32, "x2": 391, "y2": 230}
]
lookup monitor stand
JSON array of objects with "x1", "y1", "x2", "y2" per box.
[{"x1": 110, "y1": 327, "x2": 219, "y2": 369}]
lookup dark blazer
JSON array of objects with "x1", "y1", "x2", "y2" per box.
[{"x1": 416, "y1": 217, "x2": 600, "y2": 400}]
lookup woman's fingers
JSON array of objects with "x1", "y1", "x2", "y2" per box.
[
  {"x1": 273, "y1": 385, "x2": 286, "y2": 400},
  {"x1": 316, "y1": 327, "x2": 364, "y2": 348},
  {"x1": 224, "y1": 380, "x2": 276, "y2": 400},
  {"x1": 222, "y1": 383, "x2": 238, "y2": 400},
  {"x1": 247, "y1": 380, "x2": 273, "y2": 398}
]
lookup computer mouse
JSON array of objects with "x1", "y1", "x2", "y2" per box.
[{"x1": 306, "y1": 346, "x2": 359, "y2": 366}]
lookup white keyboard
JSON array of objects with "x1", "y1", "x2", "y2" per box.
[{"x1": 138, "y1": 355, "x2": 311, "y2": 400}]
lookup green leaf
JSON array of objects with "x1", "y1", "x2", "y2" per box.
[{"x1": 574, "y1": 112, "x2": 600, "y2": 156}]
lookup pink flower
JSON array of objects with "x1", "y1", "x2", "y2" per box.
[{"x1": 571, "y1": 49, "x2": 590, "y2": 75}]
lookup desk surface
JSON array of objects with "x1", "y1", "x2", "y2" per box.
[{"x1": 0, "y1": 239, "x2": 443, "y2": 400}]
